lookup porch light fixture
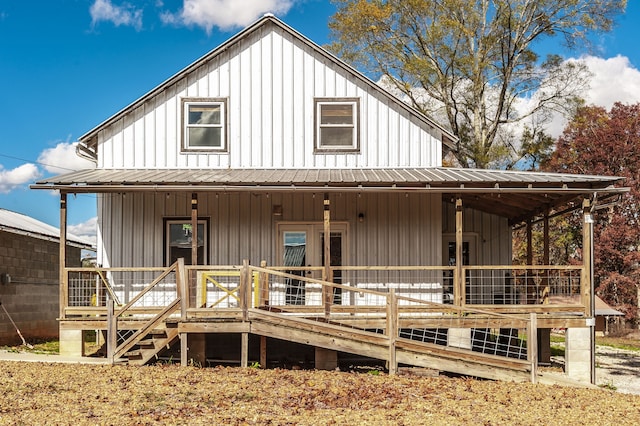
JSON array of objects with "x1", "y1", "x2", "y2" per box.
[
  {"x1": 358, "y1": 213, "x2": 365, "y2": 223},
  {"x1": 273, "y1": 205, "x2": 283, "y2": 216}
]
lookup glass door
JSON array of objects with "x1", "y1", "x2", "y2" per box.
[
  {"x1": 443, "y1": 235, "x2": 477, "y2": 304},
  {"x1": 283, "y1": 231, "x2": 308, "y2": 305},
  {"x1": 278, "y1": 223, "x2": 347, "y2": 306}
]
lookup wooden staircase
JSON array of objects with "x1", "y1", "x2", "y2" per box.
[
  {"x1": 111, "y1": 299, "x2": 182, "y2": 364},
  {"x1": 124, "y1": 326, "x2": 180, "y2": 365}
]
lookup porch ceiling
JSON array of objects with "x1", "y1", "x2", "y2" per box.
[{"x1": 32, "y1": 167, "x2": 626, "y2": 224}]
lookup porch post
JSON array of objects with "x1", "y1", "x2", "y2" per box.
[
  {"x1": 526, "y1": 219, "x2": 533, "y2": 266},
  {"x1": 582, "y1": 197, "x2": 596, "y2": 384},
  {"x1": 323, "y1": 193, "x2": 331, "y2": 283},
  {"x1": 538, "y1": 211, "x2": 552, "y2": 365},
  {"x1": 59, "y1": 192, "x2": 68, "y2": 320},
  {"x1": 191, "y1": 193, "x2": 198, "y2": 265},
  {"x1": 543, "y1": 212, "x2": 550, "y2": 266},
  {"x1": 455, "y1": 197, "x2": 463, "y2": 306},
  {"x1": 323, "y1": 194, "x2": 332, "y2": 316},
  {"x1": 582, "y1": 199, "x2": 593, "y2": 316}
]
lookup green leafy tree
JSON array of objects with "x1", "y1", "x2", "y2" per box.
[
  {"x1": 543, "y1": 103, "x2": 640, "y2": 321},
  {"x1": 329, "y1": 0, "x2": 626, "y2": 168}
]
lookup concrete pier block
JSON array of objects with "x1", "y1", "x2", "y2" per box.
[
  {"x1": 59, "y1": 329, "x2": 84, "y2": 357},
  {"x1": 565, "y1": 327, "x2": 592, "y2": 383}
]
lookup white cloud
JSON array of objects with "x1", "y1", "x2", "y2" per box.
[
  {"x1": 544, "y1": 55, "x2": 640, "y2": 137},
  {"x1": 580, "y1": 55, "x2": 640, "y2": 109},
  {"x1": 0, "y1": 163, "x2": 40, "y2": 193},
  {"x1": 69, "y1": 216, "x2": 98, "y2": 247},
  {"x1": 161, "y1": 0, "x2": 295, "y2": 34},
  {"x1": 90, "y1": 0, "x2": 143, "y2": 30},
  {"x1": 37, "y1": 142, "x2": 96, "y2": 175}
]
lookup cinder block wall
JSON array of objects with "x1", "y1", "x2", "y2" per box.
[{"x1": 0, "y1": 230, "x2": 82, "y2": 345}]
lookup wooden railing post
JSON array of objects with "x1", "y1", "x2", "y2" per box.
[
  {"x1": 259, "y1": 260, "x2": 269, "y2": 307},
  {"x1": 241, "y1": 259, "x2": 250, "y2": 321},
  {"x1": 387, "y1": 289, "x2": 398, "y2": 375},
  {"x1": 528, "y1": 313, "x2": 538, "y2": 383},
  {"x1": 177, "y1": 258, "x2": 187, "y2": 321},
  {"x1": 241, "y1": 259, "x2": 250, "y2": 368},
  {"x1": 106, "y1": 299, "x2": 116, "y2": 364}
]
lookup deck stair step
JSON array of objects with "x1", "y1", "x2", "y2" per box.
[
  {"x1": 126, "y1": 327, "x2": 180, "y2": 366},
  {"x1": 113, "y1": 298, "x2": 181, "y2": 364}
]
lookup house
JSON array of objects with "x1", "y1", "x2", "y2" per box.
[
  {"x1": 32, "y1": 15, "x2": 626, "y2": 384},
  {"x1": 0, "y1": 208, "x2": 93, "y2": 345},
  {"x1": 595, "y1": 296, "x2": 625, "y2": 335}
]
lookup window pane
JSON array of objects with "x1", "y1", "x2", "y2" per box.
[
  {"x1": 320, "y1": 104, "x2": 353, "y2": 125},
  {"x1": 188, "y1": 127, "x2": 222, "y2": 147},
  {"x1": 188, "y1": 104, "x2": 221, "y2": 125},
  {"x1": 167, "y1": 223, "x2": 205, "y2": 265},
  {"x1": 320, "y1": 127, "x2": 353, "y2": 146}
]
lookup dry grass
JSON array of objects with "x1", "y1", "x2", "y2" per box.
[{"x1": 1, "y1": 362, "x2": 639, "y2": 425}]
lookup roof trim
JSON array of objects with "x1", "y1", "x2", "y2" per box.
[{"x1": 78, "y1": 15, "x2": 457, "y2": 150}]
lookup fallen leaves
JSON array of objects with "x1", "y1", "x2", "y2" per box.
[{"x1": 0, "y1": 362, "x2": 639, "y2": 425}]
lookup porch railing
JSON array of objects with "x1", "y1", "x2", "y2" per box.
[{"x1": 62, "y1": 263, "x2": 586, "y2": 316}]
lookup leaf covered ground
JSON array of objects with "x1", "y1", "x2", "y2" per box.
[{"x1": 1, "y1": 363, "x2": 639, "y2": 425}]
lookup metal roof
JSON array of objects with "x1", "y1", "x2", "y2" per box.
[
  {"x1": 32, "y1": 167, "x2": 626, "y2": 224},
  {"x1": 0, "y1": 208, "x2": 94, "y2": 249}
]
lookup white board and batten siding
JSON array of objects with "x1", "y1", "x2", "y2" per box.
[
  {"x1": 96, "y1": 20, "x2": 443, "y2": 170},
  {"x1": 99, "y1": 192, "x2": 442, "y2": 268}
]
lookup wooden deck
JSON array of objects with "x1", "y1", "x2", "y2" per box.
[{"x1": 57, "y1": 260, "x2": 597, "y2": 385}]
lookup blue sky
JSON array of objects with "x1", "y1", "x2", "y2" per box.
[{"x1": 1, "y1": 0, "x2": 640, "y2": 244}]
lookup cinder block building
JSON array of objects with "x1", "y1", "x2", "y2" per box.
[{"x1": 0, "y1": 208, "x2": 93, "y2": 345}]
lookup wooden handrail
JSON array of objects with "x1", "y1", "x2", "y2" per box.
[{"x1": 115, "y1": 260, "x2": 179, "y2": 319}]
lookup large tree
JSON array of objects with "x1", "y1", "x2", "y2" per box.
[
  {"x1": 543, "y1": 103, "x2": 640, "y2": 321},
  {"x1": 329, "y1": 0, "x2": 626, "y2": 168}
]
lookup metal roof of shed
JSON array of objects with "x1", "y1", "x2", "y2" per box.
[
  {"x1": 32, "y1": 167, "x2": 626, "y2": 224},
  {"x1": 0, "y1": 208, "x2": 94, "y2": 249}
]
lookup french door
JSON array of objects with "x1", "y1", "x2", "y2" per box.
[{"x1": 278, "y1": 223, "x2": 346, "y2": 305}]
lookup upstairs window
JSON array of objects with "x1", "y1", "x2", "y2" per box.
[
  {"x1": 315, "y1": 98, "x2": 360, "y2": 152},
  {"x1": 182, "y1": 98, "x2": 227, "y2": 152}
]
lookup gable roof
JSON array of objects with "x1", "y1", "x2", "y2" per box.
[
  {"x1": 32, "y1": 167, "x2": 625, "y2": 224},
  {"x1": 77, "y1": 14, "x2": 457, "y2": 156},
  {"x1": 0, "y1": 208, "x2": 94, "y2": 249}
]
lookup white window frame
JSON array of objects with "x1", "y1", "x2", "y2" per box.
[
  {"x1": 182, "y1": 98, "x2": 227, "y2": 152},
  {"x1": 314, "y1": 98, "x2": 360, "y2": 152}
]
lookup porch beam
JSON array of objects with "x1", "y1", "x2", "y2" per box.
[{"x1": 59, "y1": 192, "x2": 68, "y2": 320}]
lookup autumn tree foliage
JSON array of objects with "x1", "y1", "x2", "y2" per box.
[
  {"x1": 543, "y1": 103, "x2": 640, "y2": 321},
  {"x1": 329, "y1": 0, "x2": 626, "y2": 168}
]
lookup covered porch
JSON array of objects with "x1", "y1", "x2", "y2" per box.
[{"x1": 32, "y1": 167, "x2": 626, "y2": 383}]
